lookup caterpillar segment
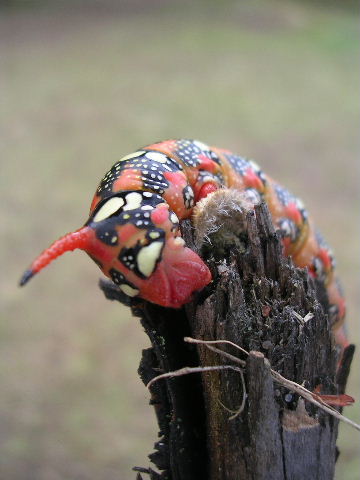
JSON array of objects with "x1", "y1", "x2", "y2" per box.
[{"x1": 20, "y1": 139, "x2": 346, "y2": 337}]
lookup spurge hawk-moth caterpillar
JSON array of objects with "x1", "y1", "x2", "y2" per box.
[{"x1": 20, "y1": 139, "x2": 347, "y2": 346}]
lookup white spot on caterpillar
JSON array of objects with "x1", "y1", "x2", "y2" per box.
[
  {"x1": 141, "y1": 205, "x2": 154, "y2": 210},
  {"x1": 202, "y1": 176, "x2": 213, "y2": 183},
  {"x1": 296, "y1": 198, "x2": 305, "y2": 210},
  {"x1": 119, "y1": 151, "x2": 145, "y2": 161},
  {"x1": 170, "y1": 213, "x2": 179, "y2": 224},
  {"x1": 93, "y1": 197, "x2": 125, "y2": 222},
  {"x1": 193, "y1": 140, "x2": 210, "y2": 151},
  {"x1": 123, "y1": 192, "x2": 143, "y2": 211},
  {"x1": 249, "y1": 160, "x2": 260, "y2": 171},
  {"x1": 145, "y1": 151, "x2": 168, "y2": 163},
  {"x1": 120, "y1": 284, "x2": 139, "y2": 297},
  {"x1": 137, "y1": 241, "x2": 163, "y2": 277}
]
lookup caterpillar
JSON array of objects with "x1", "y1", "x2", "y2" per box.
[{"x1": 20, "y1": 139, "x2": 346, "y2": 343}]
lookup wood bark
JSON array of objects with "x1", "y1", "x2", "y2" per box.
[{"x1": 100, "y1": 202, "x2": 354, "y2": 480}]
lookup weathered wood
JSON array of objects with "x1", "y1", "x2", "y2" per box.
[
  {"x1": 246, "y1": 351, "x2": 284, "y2": 480},
  {"x1": 100, "y1": 199, "x2": 354, "y2": 480}
]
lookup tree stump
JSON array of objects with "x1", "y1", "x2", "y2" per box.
[{"x1": 100, "y1": 198, "x2": 354, "y2": 480}]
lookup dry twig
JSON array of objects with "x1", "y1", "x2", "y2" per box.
[
  {"x1": 146, "y1": 365, "x2": 243, "y2": 390},
  {"x1": 184, "y1": 337, "x2": 360, "y2": 432}
]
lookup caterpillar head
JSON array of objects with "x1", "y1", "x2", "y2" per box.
[{"x1": 20, "y1": 190, "x2": 211, "y2": 308}]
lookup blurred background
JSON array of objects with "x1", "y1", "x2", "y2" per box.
[{"x1": 1, "y1": 0, "x2": 359, "y2": 478}]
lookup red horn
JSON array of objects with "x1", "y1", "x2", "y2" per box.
[{"x1": 19, "y1": 226, "x2": 93, "y2": 286}]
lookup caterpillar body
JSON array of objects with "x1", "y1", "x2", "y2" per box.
[{"x1": 20, "y1": 139, "x2": 346, "y2": 342}]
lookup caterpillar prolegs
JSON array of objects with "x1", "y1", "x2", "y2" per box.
[{"x1": 20, "y1": 139, "x2": 346, "y2": 344}]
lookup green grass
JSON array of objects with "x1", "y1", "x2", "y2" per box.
[{"x1": 1, "y1": 1, "x2": 359, "y2": 478}]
